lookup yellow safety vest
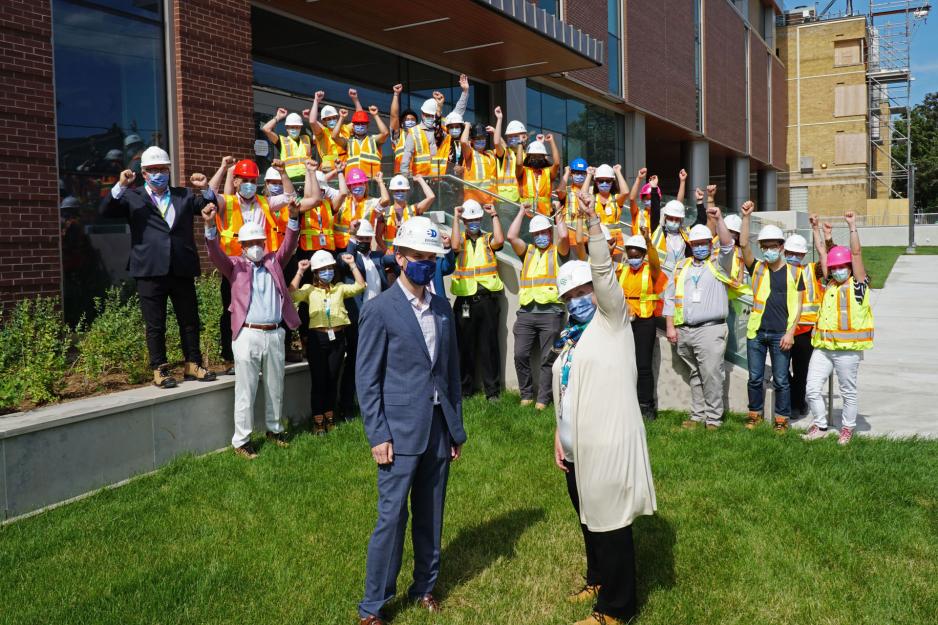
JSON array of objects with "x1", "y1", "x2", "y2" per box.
[
  {"x1": 811, "y1": 277, "x2": 874, "y2": 350},
  {"x1": 618, "y1": 261, "x2": 667, "y2": 318},
  {"x1": 521, "y1": 167, "x2": 552, "y2": 216},
  {"x1": 519, "y1": 244, "x2": 561, "y2": 306},
  {"x1": 496, "y1": 150, "x2": 520, "y2": 202},
  {"x1": 393, "y1": 130, "x2": 407, "y2": 173},
  {"x1": 651, "y1": 225, "x2": 689, "y2": 262},
  {"x1": 671, "y1": 257, "x2": 738, "y2": 326},
  {"x1": 563, "y1": 185, "x2": 585, "y2": 245},
  {"x1": 595, "y1": 193, "x2": 622, "y2": 229},
  {"x1": 799, "y1": 261, "x2": 823, "y2": 326},
  {"x1": 279, "y1": 134, "x2": 312, "y2": 179},
  {"x1": 411, "y1": 128, "x2": 447, "y2": 176},
  {"x1": 382, "y1": 204, "x2": 415, "y2": 250},
  {"x1": 746, "y1": 261, "x2": 802, "y2": 339},
  {"x1": 298, "y1": 200, "x2": 334, "y2": 252},
  {"x1": 451, "y1": 233, "x2": 504, "y2": 296},
  {"x1": 463, "y1": 149, "x2": 497, "y2": 204},
  {"x1": 630, "y1": 199, "x2": 651, "y2": 235},
  {"x1": 334, "y1": 196, "x2": 368, "y2": 249},
  {"x1": 346, "y1": 134, "x2": 382, "y2": 178},
  {"x1": 217, "y1": 195, "x2": 282, "y2": 255}
]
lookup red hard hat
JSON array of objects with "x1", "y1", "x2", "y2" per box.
[
  {"x1": 233, "y1": 159, "x2": 259, "y2": 179},
  {"x1": 351, "y1": 110, "x2": 369, "y2": 124}
]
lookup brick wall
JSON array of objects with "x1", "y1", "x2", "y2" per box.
[
  {"x1": 750, "y1": 32, "x2": 770, "y2": 164},
  {"x1": 625, "y1": 0, "x2": 697, "y2": 131},
  {"x1": 704, "y1": 0, "x2": 747, "y2": 154},
  {"x1": 0, "y1": 1, "x2": 61, "y2": 310},
  {"x1": 564, "y1": 0, "x2": 610, "y2": 93},
  {"x1": 771, "y1": 55, "x2": 787, "y2": 170}
]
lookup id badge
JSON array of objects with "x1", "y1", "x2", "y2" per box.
[
  {"x1": 319, "y1": 234, "x2": 326, "y2": 247},
  {"x1": 604, "y1": 205, "x2": 612, "y2": 216},
  {"x1": 327, "y1": 329, "x2": 336, "y2": 341},
  {"x1": 462, "y1": 304, "x2": 471, "y2": 319},
  {"x1": 692, "y1": 290, "x2": 702, "y2": 303}
]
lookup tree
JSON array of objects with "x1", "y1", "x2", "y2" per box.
[{"x1": 905, "y1": 92, "x2": 938, "y2": 212}]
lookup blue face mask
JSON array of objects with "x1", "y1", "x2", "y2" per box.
[
  {"x1": 351, "y1": 185, "x2": 366, "y2": 198},
  {"x1": 627, "y1": 257, "x2": 644, "y2": 270},
  {"x1": 534, "y1": 233, "x2": 550, "y2": 249},
  {"x1": 571, "y1": 173, "x2": 586, "y2": 185},
  {"x1": 473, "y1": 139, "x2": 487, "y2": 151},
  {"x1": 392, "y1": 191, "x2": 407, "y2": 202},
  {"x1": 785, "y1": 254, "x2": 802, "y2": 266},
  {"x1": 146, "y1": 172, "x2": 168, "y2": 191},
  {"x1": 567, "y1": 294, "x2": 597, "y2": 324},
  {"x1": 466, "y1": 221, "x2": 482, "y2": 234},
  {"x1": 642, "y1": 199, "x2": 652, "y2": 208},
  {"x1": 239, "y1": 182, "x2": 257, "y2": 199},
  {"x1": 266, "y1": 183, "x2": 283, "y2": 195},
  {"x1": 762, "y1": 248, "x2": 781, "y2": 264},
  {"x1": 318, "y1": 269, "x2": 334, "y2": 283},
  {"x1": 449, "y1": 127, "x2": 462, "y2": 138},
  {"x1": 507, "y1": 136, "x2": 522, "y2": 146},
  {"x1": 692, "y1": 244, "x2": 710, "y2": 260},
  {"x1": 403, "y1": 119, "x2": 417, "y2": 129},
  {"x1": 325, "y1": 118, "x2": 338, "y2": 129},
  {"x1": 287, "y1": 128, "x2": 301, "y2": 139},
  {"x1": 597, "y1": 181, "x2": 613, "y2": 193},
  {"x1": 831, "y1": 267, "x2": 850, "y2": 283},
  {"x1": 665, "y1": 220, "x2": 681, "y2": 233},
  {"x1": 353, "y1": 123, "x2": 368, "y2": 135},
  {"x1": 404, "y1": 258, "x2": 436, "y2": 285},
  {"x1": 423, "y1": 116, "x2": 437, "y2": 129}
]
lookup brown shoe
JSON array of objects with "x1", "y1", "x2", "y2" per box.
[
  {"x1": 234, "y1": 442, "x2": 258, "y2": 459},
  {"x1": 414, "y1": 593, "x2": 440, "y2": 612},
  {"x1": 681, "y1": 419, "x2": 700, "y2": 429},
  {"x1": 520, "y1": 399, "x2": 534, "y2": 407},
  {"x1": 566, "y1": 583, "x2": 600, "y2": 604},
  {"x1": 312, "y1": 415, "x2": 326, "y2": 435},
  {"x1": 745, "y1": 411, "x2": 763, "y2": 429},
  {"x1": 534, "y1": 402, "x2": 547, "y2": 410},
  {"x1": 358, "y1": 616, "x2": 386, "y2": 625},
  {"x1": 574, "y1": 611, "x2": 627, "y2": 625},
  {"x1": 706, "y1": 423, "x2": 719, "y2": 431},
  {"x1": 774, "y1": 416, "x2": 790, "y2": 433},
  {"x1": 325, "y1": 411, "x2": 336, "y2": 432},
  {"x1": 184, "y1": 361, "x2": 216, "y2": 382},
  {"x1": 153, "y1": 366, "x2": 177, "y2": 389},
  {"x1": 266, "y1": 431, "x2": 289, "y2": 448}
]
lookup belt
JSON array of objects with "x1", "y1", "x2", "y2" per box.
[
  {"x1": 244, "y1": 323, "x2": 278, "y2": 331},
  {"x1": 682, "y1": 319, "x2": 726, "y2": 329}
]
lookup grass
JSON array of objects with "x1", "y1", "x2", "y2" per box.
[
  {"x1": 2, "y1": 395, "x2": 938, "y2": 625},
  {"x1": 862, "y1": 246, "x2": 937, "y2": 288}
]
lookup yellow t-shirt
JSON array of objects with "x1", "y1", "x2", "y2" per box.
[{"x1": 292, "y1": 282, "x2": 365, "y2": 329}]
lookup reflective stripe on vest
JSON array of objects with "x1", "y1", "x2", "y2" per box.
[
  {"x1": 521, "y1": 167, "x2": 551, "y2": 215},
  {"x1": 279, "y1": 134, "x2": 311, "y2": 178},
  {"x1": 314, "y1": 131, "x2": 339, "y2": 171},
  {"x1": 334, "y1": 196, "x2": 367, "y2": 248},
  {"x1": 495, "y1": 150, "x2": 520, "y2": 201},
  {"x1": 631, "y1": 201, "x2": 650, "y2": 235},
  {"x1": 799, "y1": 261, "x2": 823, "y2": 325},
  {"x1": 746, "y1": 261, "x2": 801, "y2": 339},
  {"x1": 217, "y1": 195, "x2": 245, "y2": 256},
  {"x1": 519, "y1": 244, "x2": 560, "y2": 305},
  {"x1": 451, "y1": 233, "x2": 504, "y2": 296},
  {"x1": 812, "y1": 277, "x2": 874, "y2": 350},
  {"x1": 346, "y1": 134, "x2": 381, "y2": 177},
  {"x1": 464, "y1": 149, "x2": 497, "y2": 191},
  {"x1": 382, "y1": 204, "x2": 415, "y2": 248},
  {"x1": 672, "y1": 257, "x2": 737, "y2": 326},
  {"x1": 412, "y1": 129, "x2": 447, "y2": 176},
  {"x1": 393, "y1": 131, "x2": 407, "y2": 173},
  {"x1": 595, "y1": 193, "x2": 621, "y2": 229},
  {"x1": 299, "y1": 200, "x2": 334, "y2": 251},
  {"x1": 618, "y1": 261, "x2": 666, "y2": 318}
]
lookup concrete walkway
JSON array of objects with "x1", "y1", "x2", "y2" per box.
[{"x1": 815, "y1": 255, "x2": 938, "y2": 438}]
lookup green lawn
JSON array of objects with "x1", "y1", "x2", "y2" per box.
[
  {"x1": 2, "y1": 396, "x2": 938, "y2": 625},
  {"x1": 862, "y1": 246, "x2": 937, "y2": 288}
]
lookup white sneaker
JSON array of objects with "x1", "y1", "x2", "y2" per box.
[
  {"x1": 802, "y1": 425, "x2": 830, "y2": 441},
  {"x1": 837, "y1": 427, "x2": 855, "y2": 446}
]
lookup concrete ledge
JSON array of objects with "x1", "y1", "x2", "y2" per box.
[{"x1": 0, "y1": 364, "x2": 311, "y2": 521}]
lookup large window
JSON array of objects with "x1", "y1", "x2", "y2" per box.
[
  {"x1": 53, "y1": 0, "x2": 168, "y2": 324},
  {"x1": 526, "y1": 83, "x2": 625, "y2": 167},
  {"x1": 607, "y1": 0, "x2": 622, "y2": 95}
]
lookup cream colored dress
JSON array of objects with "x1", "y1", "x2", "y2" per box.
[{"x1": 552, "y1": 232, "x2": 657, "y2": 532}]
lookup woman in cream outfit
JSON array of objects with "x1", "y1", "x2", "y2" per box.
[{"x1": 552, "y1": 193, "x2": 657, "y2": 625}]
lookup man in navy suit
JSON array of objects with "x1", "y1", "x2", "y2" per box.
[
  {"x1": 355, "y1": 216, "x2": 467, "y2": 624},
  {"x1": 99, "y1": 146, "x2": 216, "y2": 388}
]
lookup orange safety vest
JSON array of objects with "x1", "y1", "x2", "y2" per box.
[
  {"x1": 382, "y1": 204, "x2": 416, "y2": 250},
  {"x1": 298, "y1": 200, "x2": 335, "y2": 252},
  {"x1": 411, "y1": 128, "x2": 447, "y2": 176},
  {"x1": 618, "y1": 261, "x2": 667, "y2": 318},
  {"x1": 393, "y1": 129, "x2": 408, "y2": 174},
  {"x1": 278, "y1": 134, "x2": 312, "y2": 179},
  {"x1": 520, "y1": 167, "x2": 552, "y2": 216},
  {"x1": 334, "y1": 196, "x2": 369, "y2": 249},
  {"x1": 462, "y1": 149, "x2": 498, "y2": 204},
  {"x1": 595, "y1": 193, "x2": 624, "y2": 246},
  {"x1": 799, "y1": 261, "x2": 823, "y2": 326},
  {"x1": 563, "y1": 185, "x2": 586, "y2": 245},
  {"x1": 630, "y1": 199, "x2": 651, "y2": 235},
  {"x1": 495, "y1": 150, "x2": 520, "y2": 202},
  {"x1": 216, "y1": 195, "x2": 283, "y2": 255},
  {"x1": 345, "y1": 134, "x2": 382, "y2": 178}
]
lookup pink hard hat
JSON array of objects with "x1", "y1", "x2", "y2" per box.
[
  {"x1": 345, "y1": 167, "x2": 369, "y2": 186},
  {"x1": 640, "y1": 182, "x2": 662, "y2": 199},
  {"x1": 826, "y1": 245, "x2": 851, "y2": 268}
]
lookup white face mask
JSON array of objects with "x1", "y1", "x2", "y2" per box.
[{"x1": 244, "y1": 245, "x2": 265, "y2": 263}]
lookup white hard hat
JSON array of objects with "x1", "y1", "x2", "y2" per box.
[
  {"x1": 785, "y1": 234, "x2": 808, "y2": 254},
  {"x1": 393, "y1": 215, "x2": 445, "y2": 254},
  {"x1": 388, "y1": 174, "x2": 410, "y2": 191},
  {"x1": 527, "y1": 141, "x2": 547, "y2": 156},
  {"x1": 310, "y1": 249, "x2": 336, "y2": 270},
  {"x1": 724, "y1": 214, "x2": 742, "y2": 233},
  {"x1": 662, "y1": 200, "x2": 686, "y2": 219},
  {"x1": 624, "y1": 234, "x2": 647, "y2": 250},
  {"x1": 529, "y1": 214, "x2": 552, "y2": 233},
  {"x1": 238, "y1": 222, "x2": 266, "y2": 244},
  {"x1": 320, "y1": 105, "x2": 338, "y2": 119},
  {"x1": 356, "y1": 220, "x2": 375, "y2": 238},
  {"x1": 420, "y1": 98, "x2": 437, "y2": 116},
  {"x1": 688, "y1": 224, "x2": 713, "y2": 243},
  {"x1": 105, "y1": 149, "x2": 123, "y2": 161},
  {"x1": 594, "y1": 164, "x2": 615, "y2": 179},
  {"x1": 600, "y1": 224, "x2": 612, "y2": 240},
  {"x1": 140, "y1": 146, "x2": 171, "y2": 167},
  {"x1": 315, "y1": 170, "x2": 327, "y2": 184},
  {"x1": 505, "y1": 120, "x2": 526, "y2": 135},
  {"x1": 123, "y1": 134, "x2": 142, "y2": 147},
  {"x1": 758, "y1": 224, "x2": 785, "y2": 242},
  {"x1": 461, "y1": 199, "x2": 484, "y2": 220},
  {"x1": 285, "y1": 113, "x2": 303, "y2": 126},
  {"x1": 444, "y1": 111, "x2": 463, "y2": 126},
  {"x1": 557, "y1": 260, "x2": 592, "y2": 296},
  {"x1": 264, "y1": 167, "x2": 281, "y2": 182}
]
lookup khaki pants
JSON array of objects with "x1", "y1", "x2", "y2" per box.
[{"x1": 676, "y1": 323, "x2": 728, "y2": 426}]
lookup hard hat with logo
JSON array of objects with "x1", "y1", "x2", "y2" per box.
[
  {"x1": 527, "y1": 141, "x2": 547, "y2": 156},
  {"x1": 285, "y1": 112, "x2": 303, "y2": 127},
  {"x1": 557, "y1": 260, "x2": 592, "y2": 297},
  {"x1": 356, "y1": 220, "x2": 375, "y2": 238},
  {"x1": 140, "y1": 146, "x2": 171, "y2": 167},
  {"x1": 345, "y1": 167, "x2": 369, "y2": 186},
  {"x1": 724, "y1": 214, "x2": 742, "y2": 233},
  {"x1": 461, "y1": 199, "x2": 484, "y2": 220},
  {"x1": 351, "y1": 110, "x2": 369, "y2": 124},
  {"x1": 570, "y1": 157, "x2": 588, "y2": 172},
  {"x1": 625, "y1": 234, "x2": 647, "y2": 251},
  {"x1": 600, "y1": 224, "x2": 613, "y2": 241},
  {"x1": 388, "y1": 174, "x2": 410, "y2": 191},
  {"x1": 505, "y1": 120, "x2": 526, "y2": 135},
  {"x1": 757, "y1": 224, "x2": 785, "y2": 242},
  {"x1": 320, "y1": 105, "x2": 338, "y2": 119},
  {"x1": 662, "y1": 200, "x2": 686, "y2": 219},
  {"x1": 238, "y1": 222, "x2": 266, "y2": 244},
  {"x1": 233, "y1": 159, "x2": 259, "y2": 179},
  {"x1": 264, "y1": 167, "x2": 281, "y2": 182},
  {"x1": 688, "y1": 224, "x2": 713, "y2": 243},
  {"x1": 420, "y1": 98, "x2": 438, "y2": 116},
  {"x1": 393, "y1": 215, "x2": 445, "y2": 254},
  {"x1": 785, "y1": 234, "x2": 808, "y2": 254},
  {"x1": 639, "y1": 182, "x2": 662, "y2": 199},
  {"x1": 105, "y1": 149, "x2": 124, "y2": 161},
  {"x1": 529, "y1": 214, "x2": 552, "y2": 233},
  {"x1": 444, "y1": 111, "x2": 463, "y2": 126},
  {"x1": 594, "y1": 164, "x2": 615, "y2": 179},
  {"x1": 827, "y1": 245, "x2": 851, "y2": 267},
  {"x1": 124, "y1": 134, "x2": 143, "y2": 147},
  {"x1": 310, "y1": 249, "x2": 337, "y2": 270}
]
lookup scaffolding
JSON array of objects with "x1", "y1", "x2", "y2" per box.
[{"x1": 866, "y1": 0, "x2": 930, "y2": 199}]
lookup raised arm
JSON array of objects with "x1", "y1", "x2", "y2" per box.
[
  {"x1": 453, "y1": 74, "x2": 470, "y2": 117},
  {"x1": 310, "y1": 90, "x2": 325, "y2": 136},
  {"x1": 369, "y1": 104, "x2": 389, "y2": 144},
  {"x1": 514, "y1": 142, "x2": 525, "y2": 181},
  {"x1": 459, "y1": 122, "x2": 473, "y2": 167},
  {"x1": 389, "y1": 83, "x2": 402, "y2": 135},
  {"x1": 507, "y1": 202, "x2": 529, "y2": 256},
  {"x1": 809, "y1": 214, "x2": 827, "y2": 278},
  {"x1": 208, "y1": 155, "x2": 234, "y2": 194},
  {"x1": 202, "y1": 203, "x2": 235, "y2": 280},
  {"x1": 451, "y1": 204, "x2": 464, "y2": 252},
  {"x1": 484, "y1": 203, "x2": 504, "y2": 250},
  {"x1": 705, "y1": 185, "x2": 718, "y2": 235},
  {"x1": 739, "y1": 200, "x2": 755, "y2": 268},
  {"x1": 262, "y1": 108, "x2": 286, "y2": 144},
  {"x1": 99, "y1": 169, "x2": 136, "y2": 218},
  {"x1": 554, "y1": 204, "x2": 570, "y2": 257},
  {"x1": 546, "y1": 134, "x2": 561, "y2": 179},
  {"x1": 413, "y1": 174, "x2": 434, "y2": 214},
  {"x1": 578, "y1": 192, "x2": 626, "y2": 321},
  {"x1": 644, "y1": 226, "x2": 660, "y2": 279},
  {"x1": 676, "y1": 168, "x2": 687, "y2": 203},
  {"x1": 844, "y1": 211, "x2": 865, "y2": 283},
  {"x1": 332, "y1": 108, "x2": 350, "y2": 147},
  {"x1": 493, "y1": 105, "x2": 505, "y2": 158},
  {"x1": 630, "y1": 167, "x2": 646, "y2": 203},
  {"x1": 613, "y1": 163, "x2": 629, "y2": 206},
  {"x1": 290, "y1": 259, "x2": 309, "y2": 291},
  {"x1": 349, "y1": 87, "x2": 364, "y2": 113}
]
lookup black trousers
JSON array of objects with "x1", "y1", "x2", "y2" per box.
[
  {"x1": 307, "y1": 329, "x2": 346, "y2": 416},
  {"x1": 454, "y1": 291, "x2": 502, "y2": 398},
  {"x1": 284, "y1": 249, "x2": 315, "y2": 349},
  {"x1": 631, "y1": 316, "x2": 658, "y2": 411},
  {"x1": 563, "y1": 460, "x2": 637, "y2": 621},
  {"x1": 136, "y1": 275, "x2": 202, "y2": 370},
  {"x1": 338, "y1": 321, "x2": 358, "y2": 419},
  {"x1": 220, "y1": 277, "x2": 234, "y2": 361},
  {"x1": 790, "y1": 330, "x2": 814, "y2": 413}
]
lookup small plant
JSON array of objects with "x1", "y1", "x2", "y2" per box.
[
  {"x1": 0, "y1": 297, "x2": 70, "y2": 409},
  {"x1": 165, "y1": 272, "x2": 224, "y2": 367},
  {"x1": 75, "y1": 287, "x2": 150, "y2": 385}
]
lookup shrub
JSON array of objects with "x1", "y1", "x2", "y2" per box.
[
  {"x1": 0, "y1": 297, "x2": 70, "y2": 409},
  {"x1": 75, "y1": 287, "x2": 150, "y2": 385},
  {"x1": 165, "y1": 272, "x2": 224, "y2": 367}
]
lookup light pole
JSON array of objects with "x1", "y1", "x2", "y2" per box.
[{"x1": 907, "y1": 163, "x2": 916, "y2": 254}]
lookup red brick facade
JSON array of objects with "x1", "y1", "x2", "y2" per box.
[
  {"x1": 564, "y1": 0, "x2": 610, "y2": 93},
  {"x1": 704, "y1": 0, "x2": 747, "y2": 154},
  {"x1": 0, "y1": 1, "x2": 60, "y2": 310},
  {"x1": 750, "y1": 32, "x2": 771, "y2": 164}
]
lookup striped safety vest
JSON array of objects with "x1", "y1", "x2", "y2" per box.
[
  {"x1": 462, "y1": 149, "x2": 498, "y2": 204},
  {"x1": 798, "y1": 261, "x2": 823, "y2": 326},
  {"x1": 630, "y1": 199, "x2": 651, "y2": 235},
  {"x1": 217, "y1": 195, "x2": 283, "y2": 255},
  {"x1": 618, "y1": 262, "x2": 667, "y2": 318},
  {"x1": 345, "y1": 134, "x2": 382, "y2": 178},
  {"x1": 333, "y1": 196, "x2": 369, "y2": 249},
  {"x1": 495, "y1": 150, "x2": 520, "y2": 202},
  {"x1": 451, "y1": 233, "x2": 504, "y2": 296},
  {"x1": 382, "y1": 204, "x2": 416, "y2": 250},
  {"x1": 520, "y1": 167, "x2": 552, "y2": 216},
  {"x1": 411, "y1": 128, "x2": 447, "y2": 176},
  {"x1": 595, "y1": 193, "x2": 624, "y2": 245},
  {"x1": 279, "y1": 134, "x2": 312, "y2": 180},
  {"x1": 393, "y1": 129, "x2": 408, "y2": 174},
  {"x1": 563, "y1": 185, "x2": 585, "y2": 245},
  {"x1": 671, "y1": 257, "x2": 738, "y2": 326},
  {"x1": 811, "y1": 277, "x2": 874, "y2": 351},
  {"x1": 651, "y1": 225, "x2": 689, "y2": 268},
  {"x1": 519, "y1": 244, "x2": 561, "y2": 306},
  {"x1": 746, "y1": 261, "x2": 802, "y2": 339},
  {"x1": 298, "y1": 200, "x2": 334, "y2": 252}
]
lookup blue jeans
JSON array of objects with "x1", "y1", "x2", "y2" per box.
[{"x1": 747, "y1": 329, "x2": 792, "y2": 417}]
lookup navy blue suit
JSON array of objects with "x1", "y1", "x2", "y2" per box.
[{"x1": 355, "y1": 281, "x2": 466, "y2": 617}]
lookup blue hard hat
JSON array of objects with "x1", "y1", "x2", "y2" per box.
[{"x1": 570, "y1": 158, "x2": 588, "y2": 172}]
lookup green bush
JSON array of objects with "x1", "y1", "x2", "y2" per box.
[
  {"x1": 75, "y1": 287, "x2": 150, "y2": 385},
  {"x1": 166, "y1": 272, "x2": 224, "y2": 367},
  {"x1": 0, "y1": 297, "x2": 70, "y2": 409}
]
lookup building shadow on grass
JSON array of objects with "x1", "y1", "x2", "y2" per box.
[{"x1": 634, "y1": 513, "x2": 676, "y2": 608}]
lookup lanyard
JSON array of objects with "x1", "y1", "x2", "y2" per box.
[
  {"x1": 148, "y1": 187, "x2": 171, "y2": 219},
  {"x1": 324, "y1": 296, "x2": 332, "y2": 329}
]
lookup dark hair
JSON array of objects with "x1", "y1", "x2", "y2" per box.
[
  {"x1": 400, "y1": 108, "x2": 417, "y2": 123},
  {"x1": 470, "y1": 122, "x2": 488, "y2": 139}
]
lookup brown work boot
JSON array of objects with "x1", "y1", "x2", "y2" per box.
[
  {"x1": 266, "y1": 431, "x2": 289, "y2": 448},
  {"x1": 325, "y1": 411, "x2": 336, "y2": 432},
  {"x1": 575, "y1": 611, "x2": 628, "y2": 625},
  {"x1": 706, "y1": 423, "x2": 719, "y2": 431},
  {"x1": 312, "y1": 415, "x2": 326, "y2": 435},
  {"x1": 153, "y1": 366, "x2": 177, "y2": 389},
  {"x1": 520, "y1": 399, "x2": 534, "y2": 407},
  {"x1": 358, "y1": 616, "x2": 386, "y2": 625},
  {"x1": 414, "y1": 593, "x2": 440, "y2": 612},
  {"x1": 184, "y1": 361, "x2": 216, "y2": 382},
  {"x1": 745, "y1": 411, "x2": 763, "y2": 429},
  {"x1": 566, "y1": 583, "x2": 600, "y2": 604},
  {"x1": 234, "y1": 442, "x2": 258, "y2": 459},
  {"x1": 774, "y1": 416, "x2": 790, "y2": 433},
  {"x1": 535, "y1": 402, "x2": 547, "y2": 410},
  {"x1": 681, "y1": 419, "x2": 700, "y2": 429}
]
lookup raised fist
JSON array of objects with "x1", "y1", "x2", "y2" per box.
[
  {"x1": 201, "y1": 203, "x2": 217, "y2": 224},
  {"x1": 459, "y1": 74, "x2": 469, "y2": 92},
  {"x1": 275, "y1": 107, "x2": 288, "y2": 120},
  {"x1": 189, "y1": 172, "x2": 207, "y2": 190},
  {"x1": 494, "y1": 105, "x2": 503, "y2": 118},
  {"x1": 638, "y1": 167, "x2": 648, "y2": 179},
  {"x1": 740, "y1": 201, "x2": 755, "y2": 216},
  {"x1": 119, "y1": 169, "x2": 136, "y2": 187},
  {"x1": 694, "y1": 188, "x2": 705, "y2": 202},
  {"x1": 338, "y1": 108, "x2": 349, "y2": 119},
  {"x1": 678, "y1": 168, "x2": 688, "y2": 181},
  {"x1": 314, "y1": 90, "x2": 325, "y2": 102},
  {"x1": 483, "y1": 203, "x2": 497, "y2": 216},
  {"x1": 392, "y1": 83, "x2": 403, "y2": 95},
  {"x1": 221, "y1": 155, "x2": 234, "y2": 168},
  {"x1": 368, "y1": 105, "x2": 379, "y2": 116},
  {"x1": 348, "y1": 88, "x2": 358, "y2": 100},
  {"x1": 707, "y1": 184, "x2": 717, "y2": 197},
  {"x1": 298, "y1": 259, "x2": 311, "y2": 273},
  {"x1": 340, "y1": 253, "x2": 355, "y2": 266}
]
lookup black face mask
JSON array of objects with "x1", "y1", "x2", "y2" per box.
[{"x1": 356, "y1": 241, "x2": 370, "y2": 254}]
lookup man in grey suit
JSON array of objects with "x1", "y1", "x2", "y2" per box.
[{"x1": 355, "y1": 216, "x2": 467, "y2": 625}]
